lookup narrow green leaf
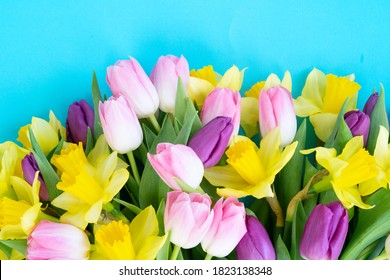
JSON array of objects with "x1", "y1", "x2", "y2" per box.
[
  {"x1": 91, "y1": 71, "x2": 103, "y2": 140},
  {"x1": 142, "y1": 124, "x2": 157, "y2": 151},
  {"x1": 0, "y1": 242, "x2": 12, "y2": 259},
  {"x1": 113, "y1": 198, "x2": 141, "y2": 215},
  {"x1": 276, "y1": 235, "x2": 291, "y2": 260},
  {"x1": 174, "y1": 110, "x2": 196, "y2": 145},
  {"x1": 84, "y1": 127, "x2": 94, "y2": 156},
  {"x1": 290, "y1": 200, "x2": 307, "y2": 260},
  {"x1": 0, "y1": 239, "x2": 27, "y2": 257}
]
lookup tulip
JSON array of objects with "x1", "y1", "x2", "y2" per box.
[
  {"x1": 188, "y1": 116, "x2": 233, "y2": 168},
  {"x1": 106, "y1": 57, "x2": 159, "y2": 118},
  {"x1": 200, "y1": 87, "x2": 241, "y2": 138},
  {"x1": 150, "y1": 54, "x2": 190, "y2": 113},
  {"x1": 26, "y1": 220, "x2": 90, "y2": 260},
  {"x1": 66, "y1": 99, "x2": 94, "y2": 147},
  {"x1": 164, "y1": 191, "x2": 214, "y2": 249},
  {"x1": 147, "y1": 143, "x2": 204, "y2": 191},
  {"x1": 259, "y1": 85, "x2": 297, "y2": 146},
  {"x1": 363, "y1": 92, "x2": 379, "y2": 116},
  {"x1": 201, "y1": 196, "x2": 246, "y2": 258},
  {"x1": 300, "y1": 201, "x2": 348, "y2": 260},
  {"x1": 21, "y1": 153, "x2": 49, "y2": 201},
  {"x1": 236, "y1": 215, "x2": 275, "y2": 260},
  {"x1": 98, "y1": 96, "x2": 143, "y2": 154},
  {"x1": 344, "y1": 110, "x2": 370, "y2": 146}
]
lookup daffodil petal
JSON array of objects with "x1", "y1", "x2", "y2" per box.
[
  {"x1": 104, "y1": 169, "x2": 129, "y2": 201},
  {"x1": 310, "y1": 113, "x2": 338, "y2": 142},
  {"x1": 20, "y1": 203, "x2": 42, "y2": 235},
  {"x1": 240, "y1": 97, "x2": 259, "y2": 138},
  {"x1": 188, "y1": 76, "x2": 214, "y2": 107},
  {"x1": 204, "y1": 165, "x2": 248, "y2": 189},
  {"x1": 218, "y1": 65, "x2": 245, "y2": 90}
]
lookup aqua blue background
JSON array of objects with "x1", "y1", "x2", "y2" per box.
[{"x1": 1, "y1": 0, "x2": 390, "y2": 143}]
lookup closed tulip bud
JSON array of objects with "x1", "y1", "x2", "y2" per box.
[
  {"x1": 200, "y1": 87, "x2": 241, "y2": 139},
  {"x1": 165, "y1": 191, "x2": 214, "y2": 249},
  {"x1": 363, "y1": 92, "x2": 379, "y2": 116},
  {"x1": 21, "y1": 153, "x2": 49, "y2": 201},
  {"x1": 188, "y1": 116, "x2": 233, "y2": 168},
  {"x1": 99, "y1": 96, "x2": 143, "y2": 154},
  {"x1": 201, "y1": 197, "x2": 247, "y2": 258},
  {"x1": 236, "y1": 215, "x2": 276, "y2": 260},
  {"x1": 259, "y1": 86, "x2": 297, "y2": 146},
  {"x1": 106, "y1": 57, "x2": 159, "y2": 118},
  {"x1": 26, "y1": 220, "x2": 90, "y2": 260},
  {"x1": 150, "y1": 55, "x2": 190, "y2": 113},
  {"x1": 344, "y1": 110, "x2": 370, "y2": 146},
  {"x1": 300, "y1": 201, "x2": 348, "y2": 260},
  {"x1": 66, "y1": 99, "x2": 94, "y2": 148},
  {"x1": 147, "y1": 143, "x2": 204, "y2": 191}
]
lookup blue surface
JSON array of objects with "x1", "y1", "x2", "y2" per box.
[{"x1": 1, "y1": 0, "x2": 390, "y2": 143}]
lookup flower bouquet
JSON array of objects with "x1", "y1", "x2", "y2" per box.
[{"x1": 0, "y1": 54, "x2": 389, "y2": 260}]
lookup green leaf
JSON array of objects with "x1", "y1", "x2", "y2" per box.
[
  {"x1": 91, "y1": 70, "x2": 103, "y2": 141},
  {"x1": 174, "y1": 108, "x2": 197, "y2": 145},
  {"x1": 366, "y1": 85, "x2": 389, "y2": 154},
  {"x1": 113, "y1": 198, "x2": 141, "y2": 215},
  {"x1": 290, "y1": 200, "x2": 307, "y2": 260},
  {"x1": 84, "y1": 127, "x2": 94, "y2": 156},
  {"x1": 143, "y1": 124, "x2": 157, "y2": 151},
  {"x1": 28, "y1": 129, "x2": 62, "y2": 200},
  {"x1": 156, "y1": 200, "x2": 170, "y2": 260},
  {"x1": 340, "y1": 189, "x2": 390, "y2": 259},
  {"x1": 0, "y1": 239, "x2": 27, "y2": 257},
  {"x1": 276, "y1": 235, "x2": 291, "y2": 260}
]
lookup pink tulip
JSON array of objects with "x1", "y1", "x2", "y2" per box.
[
  {"x1": 165, "y1": 191, "x2": 214, "y2": 249},
  {"x1": 150, "y1": 55, "x2": 190, "y2": 113},
  {"x1": 147, "y1": 143, "x2": 204, "y2": 191},
  {"x1": 259, "y1": 86, "x2": 297, "y2": 146},
  {"x1": 99, "y1": 96, "x2": 143, "y2": 154},
  {"x1": 201, "y1": 197, "x2": 247, "y2": 258},
  {"x1": 26, "y1": 220, "x2": 90, "y2": 260},
  {"x1": 200, "y1": 87, "x2": 241, "y2": 138},
  {"x1": 106, "y1": 57, "x2": 159, "y2": 118}
]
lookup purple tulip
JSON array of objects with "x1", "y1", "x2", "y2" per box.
[
  {"x1": 236, "y1": 215, "x2": 276, "y2": 260},
  {"x1": 300, "y1": 201, "x2": 348, "y2": 260},
  {"x1": 66, "y1": 99, "x2": 94, "y2": 148},
  {"x1": 21, "y1": 153, "x2": 49, "y2": 201},
  {"x1": 363, "y1": 92, "x2": 379, "y2": 116},
  {"x1": 188, "y1": 116, "x2": 233, "y2": 168},
  {"x1": 344, "y1": 110, "x2": 370, "y2": 146}
]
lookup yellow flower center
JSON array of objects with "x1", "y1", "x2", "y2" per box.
[{"x1": 0, "y1": 197, "x2": 30, "y2": 227}]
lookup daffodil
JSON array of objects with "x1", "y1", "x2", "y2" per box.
[
  {"x1": 50, "y1": 136, "x2": 129, "y2": 229},
  {"x1": 17, "y1": 111, "x2": 65, "y2": 155},
  {"x1": 301, "y1": 136, "x2": 379, "y2": 209},
  {"x1": 188, "y1": 65, "x2": 245, "y2": 107},
  {"x1": 359, "y1": 126, "x2": 390, "y2": 195},
  {"x1": 0, "y1": 172, "x2": 55, "y2": 240},
  {"x1": 204, "y1": 128, "x2": 297, "y2": 199},
  {"x1": 91, "y1": 206, "x2": 167, "y2": 260},
  {"x1": 294, "y1": 68, "x2": 361, "y2": 142}
]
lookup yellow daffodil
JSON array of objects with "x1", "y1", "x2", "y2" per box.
[
  {"x1": 50, "y1": 136, "x2": 129, "y2": 229},
  {"x1": 204, "y1": 128, "x2": 297, "y2": 199},
  {"x1": 359, "y1": 126, "x2": 390, "y2": 195},
  {"x1": 0, "y1": 172, "x2": 54, "y2": 239},
  {"x1": 294, "y1": 68, "x2": 360, "y2": 142},
  {"x1": 301, "y1": 136, "x2": 379, "y2": 209},
  {"x1": 17, "y1": 111, "x2": 65, "y2": 155},
  {"x1": 91, "y1": 206, "x2": 167, "y2": 260},
  {"x1": 188, "y1": 65, "x2": 245, "y2": 107}
]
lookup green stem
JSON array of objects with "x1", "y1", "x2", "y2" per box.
[
  {"x1": 373, "y1": 251, "x2": 389, "y2": 260},
  {"x1": 266, "y1": 185, "x2": 284, "y2": 228},
  {"x1": 127, "y1": 151, "x2": 141, "y2": 185},
  {"x1": 170, "y1": 244, "x2": 181, "y2": 260},
  {"x1": 204, "y1": 253, "x2": 213, "y2": 260},
  {"x1": 148, "y1": 115, "x2": 161, "y2": 132},
  {"x1": 103, "y1": 202, "x2": 129, "y2": 223},
  {"x1": 312, "y1": 175, "x2": 332, "y2": 193}
]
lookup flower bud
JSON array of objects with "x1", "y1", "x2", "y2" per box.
[
  {"x1": 201, "y1": 197, "x2": 246, "y2": 258},
  {"x1": 344, "y1": 110, "x2": 370, "y2": 146},
  {"x1": 165, "y1": 191, "x2": 214, "y2": 249},
  {"x1": 107, "y1": 57, "x2": 159, "y2": 118},
  {"x1": 26, "y1": 220, "x2": 90, "y2": 260},
  {"x1": 188, "y1": 116, "x2": 233, "y2": 168},
  {"x1": 236, "y1": 215, "x2": 275, "y2": 260},
  {"x1": 150, "y1": 55, "x2": 190, "y2": 113},
  {"x1": 98, "y1": 96, "x2": 143, "y2": 154},
  {"x1": 300, "y1": 201, "x2": 348, "y2": 260},
  {"x1": 363, "y1": 92, "x2": 379, "y2": 116},
  {"x1": 147, "y1": 143, "x2": 204, "y2": 191},
  {"x1": 259, "y1": 86, "x2": 297, "y2": 146},
  {"x1": 21, "y1": 153, "x2": 49, "y2": 201},
  {"x1": 66, "y1": 99, "x2": 94, "y2": 147}
]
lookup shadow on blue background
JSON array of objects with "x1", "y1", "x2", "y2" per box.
[{"x1": 1, "y1": 0, "x2": 390, "y2": 143}]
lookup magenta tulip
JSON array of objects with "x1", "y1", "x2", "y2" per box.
[
  {"x1": 99, "y1": 96, "x2": 143, "y2": 154},
  {"x1": 300, "y1": 201, "x2": 348, "y2": 260},
  {"x1": 201, "y1": 196, "x2": 247, "y2": 258},
  {"x1": 147, "y1": 143, "x2": 204, "y2": 191},
  {"x1": 344, "y1": 110, "x2": 370, "y2": 146},
  {"x1": 21, "y1": 153, "x2": 49, "y2": 201},
  {"x1": 259, "y1": 85, "x2": 297, "y2": 146},
  {"x1": 106, "y1": 57, "x2": 159, "y2": 118},
  {"x1": 363, "y1": 92, "x2": 379, "y2": 117},
  {"x1": 150, "y1": 54, "x2": 190, "y2": 113},
  {"x1": 66, "y1": 99, "x2": 94, "y2": 148},
  {"x1": 26, "y1": 220, "x2": 90, "y2": 260},
  {"x1": 165, "y1": 191, "x2": 214, "y2": 249}
]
